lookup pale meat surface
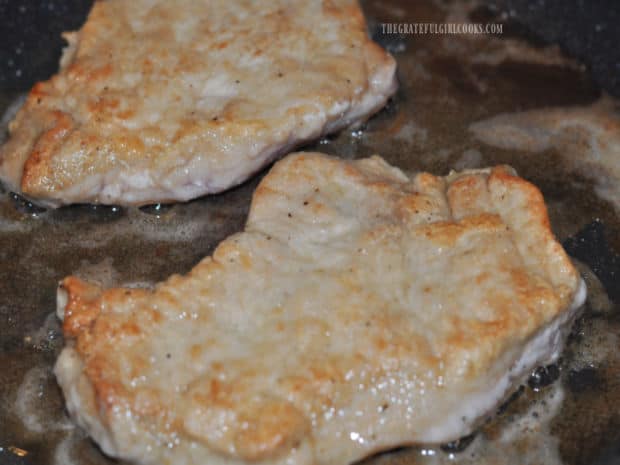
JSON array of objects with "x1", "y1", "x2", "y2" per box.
[
  {"x1": 54, "y1": 152, "x2": 585, "y2": 465},
  {"x1": 0, "y1": 0, "x2": 397, "y2": 207}
]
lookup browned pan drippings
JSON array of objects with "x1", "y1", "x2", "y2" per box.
[{"x1": 0, "y1": 1, "x2": 618, "y2": 464}]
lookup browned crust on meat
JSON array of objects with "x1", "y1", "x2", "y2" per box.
[
  {"x1": 56, "y1": 153, "x2": 581, "y2": 462},
  {"x1": 20, "y1": 111, "x2": 75, "y2": 193},
  {"x1": 60, "y1": 276, "x2": 104, "y2": 338},
  {"x1": 1, "y1": 1, "x2": 397, "y2": 206}
]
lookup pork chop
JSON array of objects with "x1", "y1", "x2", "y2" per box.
[
  {"x1": 0, "y1": 1, "x2": 397, "y2": 207},
  {"x1": 54, "y1": 152, "x2": 585, "y2": 465}
]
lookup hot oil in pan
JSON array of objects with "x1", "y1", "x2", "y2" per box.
[{"x1": 0, "y1": 0, "x2": 619, "y2": 464}]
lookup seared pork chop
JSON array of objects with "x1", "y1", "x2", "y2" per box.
[
  {"x1": 55, "y1": 152, "x2": 585, "y2": 465},
  {"x1": 0, "y1": 1, "x2": 396, "y2": 207}
]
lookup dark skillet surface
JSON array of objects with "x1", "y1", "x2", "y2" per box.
[
  {"x1": 486, "y1": 0, "x2": 620, "y2": 99},
  {"x1": 0, "y1": 1, "x2": 619, "y2": 465}
]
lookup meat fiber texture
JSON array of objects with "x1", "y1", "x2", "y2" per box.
[
  {"x1": 0, "y1": 0, "x2": 397, "y2": 207},
  {"x1": 55, "y1": 152, "x2": 585, "y2": 465}
]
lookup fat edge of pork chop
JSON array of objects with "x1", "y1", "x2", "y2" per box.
[
  {"x1": 54, "y1": 152, "x2": 585, "y2": 465},
  {"x1": 0, "y1": 0, "x2": 397, "y2": 207}
]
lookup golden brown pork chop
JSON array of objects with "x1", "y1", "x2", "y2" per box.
[
  {"x1": 54, "y1": 152, "x2": 585, "y2": 465},
  {"x1": 0, "y1": 1, "x2": 396, "y2": 207}
]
